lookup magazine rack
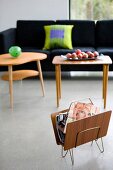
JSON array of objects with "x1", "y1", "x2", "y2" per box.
[{"x1": 51, "y1": 109, "x2": 111, "y2": 165}]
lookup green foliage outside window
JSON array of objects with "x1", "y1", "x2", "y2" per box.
[{"x1": 71, "y1": 0, "x2": 113, "y2": 20}]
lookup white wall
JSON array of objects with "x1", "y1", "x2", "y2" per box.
[{"x1": 0, "y1": 0, "x2": 69, "y2": 31}]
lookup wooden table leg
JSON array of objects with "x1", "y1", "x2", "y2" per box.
[
  {"x1": 8, "y1": 65, "x2": 13, "y2": 108},
  {"x1": 103, "y1": 64, "x2": 109, "y2": 108},
  {"x1": 58, "y1": 65, "x2": 61, "y2": 99},
  {"x1": 37, "y1": 60, "x2": 45, "y2": 96},
  {"x1": 103, "y1": 65, "x2": 105, "y2": 99},
  {"x1": 55, "y1": 64, "x2": 60, "y2": 107}
]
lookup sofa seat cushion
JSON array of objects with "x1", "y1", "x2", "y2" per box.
[
  {"x1": 51, "y1": 47, "x2": 95, "y2": 58},
  {"x1": 21, "y1": 47, "x2": 50, "y2": 56},
  {"x1": 96, "y1": 47, "x2": 113, "y2": 58}
]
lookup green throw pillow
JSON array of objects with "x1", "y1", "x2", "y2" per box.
[{"x1": 43, "y1": 25, "x2": 73, "y2": 50}]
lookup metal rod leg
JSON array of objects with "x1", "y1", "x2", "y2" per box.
[
  {"x1": 91, "y1": 140, "x2": 94, "y2": 146},
  {"x1": 61, "y1": 146, "x2": 68, "y2": 158},
  {"x1": 95, "y1": 138, "x2": 104, "y2": 153},
  {"x1": 69, "y1": 149, "x2": 74, "y2": 165},
  {"x1": 61, "y1": 147, "x2": 74, "y2": 165}
]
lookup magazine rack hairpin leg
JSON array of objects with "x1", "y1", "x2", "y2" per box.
[
  {"x1": 91, "y1": 137, "x2": 104, "y2": 153},
  {"x1": 51, "y1": 109, "x2": 111, "y2": 165},
  {"x1": 61, "y1": 147, "x2": 74, "y2": 165},
  {"x1": 61, "y1": 128, "x2": 104, "y2": 165}
]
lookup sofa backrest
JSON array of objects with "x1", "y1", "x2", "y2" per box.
[
  {"x1": 16, "y1": 20, "x2": 55, "y2": 48},
  {"x1": 56, "y1": 20, "x2": 95, "y2": 47},
  {"x1": 96, "y1": 20, "x2": 113, "y2": 47}
]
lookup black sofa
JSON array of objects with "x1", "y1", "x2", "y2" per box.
[{"x1": 0, "y1": 20, "x2": 113, "y2": 72}]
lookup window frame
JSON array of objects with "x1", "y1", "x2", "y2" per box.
[{"x1": 69, "y1": 0, "x2": 71, "y2": 19}]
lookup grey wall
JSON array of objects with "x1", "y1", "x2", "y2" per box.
[{"x1": 0, "y1": 0, "x2": 69, "y2": 31}]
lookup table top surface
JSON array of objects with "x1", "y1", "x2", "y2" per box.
[
  {"x1": 52, "y1": 55, "x2": 112, "y2": 65},
  {"x1": 0, "y1": 52, "x2": 47, "y2": 66}
]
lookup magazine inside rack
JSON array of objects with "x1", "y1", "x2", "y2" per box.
[{"x1": 56, "y1": 98, "x2": 100, "y2": 143}]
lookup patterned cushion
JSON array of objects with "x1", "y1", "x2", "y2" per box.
[{"x1": 43, "y1": 25, "x2": 73, "y2": 49}]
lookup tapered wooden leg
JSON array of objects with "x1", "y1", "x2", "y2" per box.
[
  {"x1": 8, "y1": 65, "x2": 13, "y2": 108},
  {"x1": 58, "y1": 65, "x2": 61, "y2": 99},
  {"x1": 55, "y1": 65, "x2": 60, "y2": 107},
  {"x1": 37, "y1": 60, "x2": 45, "y2": 96},
  {"x1": 103, "y1": 65, "x2": 109, "y2": 108},
  {"x1": 103, "y1": 65, "x2": 105, "y2": 99}
]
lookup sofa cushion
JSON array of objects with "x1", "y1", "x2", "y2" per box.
[
  {"x1": 21, "y1": 47, "x2": 50, "y2": 55},
  {"x1": 96, "y1": 20, "x2": 113, "y2": 47},
  {"x1": 43, "y1": 25, "x2": 73, "y2": 50},
  {"x1": 16, "y1": 20, "x2": 55, "y2": 48},
  {"x1": 96, "y1": 47, "x2": 113, "y2": 58},
  {"x1": 56, "y1": 20, "x2": 95, "y2": 47}
]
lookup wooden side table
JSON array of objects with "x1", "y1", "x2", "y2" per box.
[
  {"x1": 52, "y1": 55, "x2": 112, "y2": 108},
  {"x1": 0, "y1": 52, "x2": 47, "y2": 108}
]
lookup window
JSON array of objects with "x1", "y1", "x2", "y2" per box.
[{"x1": 70, "y1": 0, "x2": 113, "y2": 20}]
